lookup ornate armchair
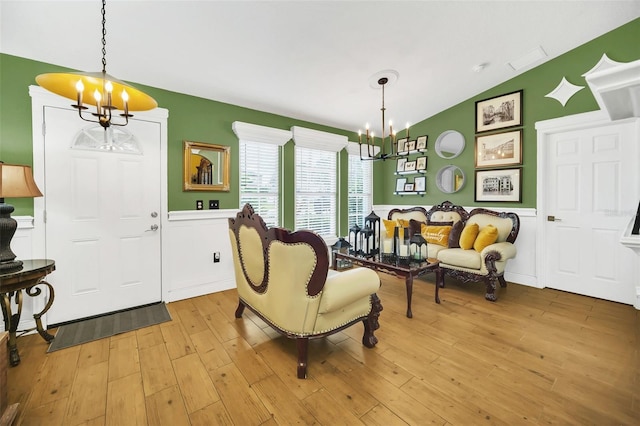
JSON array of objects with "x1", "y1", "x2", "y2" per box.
[
  {"x1": 228, "y1": 204, "x2": 382, "y2": 378},
  {"x1": 436, "y1": 207, "x2": 520, "y2": 301}
]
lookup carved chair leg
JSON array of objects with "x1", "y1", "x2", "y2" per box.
[
  {"x1": 484, "y1": 278, "x2": 498, "y2": 302},
  {"x1": 234, "y1": 300, "x2": 245, "y2": 318},
  {"x1": 296, "y1": 338, "x2": 309, "y2": 379},
  {"x1": 498, "y1": 275, "x2": 507, "y2": 288},
  {"x1": 362, "y1": 293, "x2": 382, "y2": 348}
]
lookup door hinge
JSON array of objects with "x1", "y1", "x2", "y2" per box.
[
  {"x1": 43, "y1": 210, "x2": 47, "y2": 224},
  {"x1": 42, "y1": 121, "x2": 46, "y2": 136}
]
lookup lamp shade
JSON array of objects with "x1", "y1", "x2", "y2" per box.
[
  {"x1": 0, "y1": 164, "x2": 43, "y2": 199},
  {"x1": 36, "y1": 71, "x2": 157, "y2": 112}
]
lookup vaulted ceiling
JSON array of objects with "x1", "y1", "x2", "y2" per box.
[{"x1": 2, "y1": 1, "x2": 639, "y2": 135}]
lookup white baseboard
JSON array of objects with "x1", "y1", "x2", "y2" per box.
[{"x1": 166, "y1": 279, "x2": 236, "y2": 303}]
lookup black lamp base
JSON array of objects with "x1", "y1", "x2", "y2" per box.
[
  {"x1": 0, "y1": 201, "x2": 22, "y2": 272},
  {"x1": 0, "y1": 260, "x2": 23, "y2": 273}
]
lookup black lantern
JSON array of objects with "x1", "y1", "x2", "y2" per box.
[
  {"x1": 361, "y1": 226, "x2": 374, "y2": 257},
  {"x1": 364, "y1": 211, "x2": 381, "y2": 257},
  {"x1": 410, "y1": 233, "x2": 428, "y2": 262},
  {"x1": 331, "y1": 237, "x2": 353, "y2": 270},
  {"x1": 348, "y1": 224, "x2": 361, "y2": 255}
]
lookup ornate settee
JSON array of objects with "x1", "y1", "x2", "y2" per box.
[
  {"x1": 228, "y1": 204, "x2": 383, "y2": 378},
  {"x1": 387, "y1": 201, "x2": 520, "y2": 301}
]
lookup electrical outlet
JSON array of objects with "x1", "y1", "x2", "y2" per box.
[
  {"x1": 196, "y1": 200, "x2": 203, "y2": 210},
  {"x1": 209, "y1": 200, "x2": 219, "y2": 209},
  {"x1": 213, "y1": 252, "x2": 221, "y2": 263}
]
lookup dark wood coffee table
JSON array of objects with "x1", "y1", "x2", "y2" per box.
[{"x1": 332, "y1": 252, "x2": 442, "y2": 318}]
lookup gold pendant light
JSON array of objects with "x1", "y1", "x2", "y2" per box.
[{"x1": 36, "y1": 0, "x2": 157, "y2": 128}]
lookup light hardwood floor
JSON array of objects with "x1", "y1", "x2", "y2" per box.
[{"x1": 7, "y1": 273, "x2": 640, "y2": 425}]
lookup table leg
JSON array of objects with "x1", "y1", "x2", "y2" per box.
[
  {"x1": 405, "y1": 274, "x2": 413, "y2": 318},
  {"x1": 435, "y1": 267, "x2": 443, "y2": 304},
  {"x1": 0, "y1": 291, "x2": 21, "y2": 366},
  {"x1": 26, "y1": 281, "x2": 55, "y2": 342}
]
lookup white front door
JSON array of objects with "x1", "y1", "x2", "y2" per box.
[
  {"x1": 43, "y1": 106, "x2": 162, "y2": 325},
  {"x1": 541, "y1": 116, "x2": 638, "y2": 304}
]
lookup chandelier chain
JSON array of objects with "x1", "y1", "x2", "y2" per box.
[{"x1": 101, "y1": 0, "x2": 107, "y2": 74}]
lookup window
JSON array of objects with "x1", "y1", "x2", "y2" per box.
[
  {"x1": 347, "y1": 144, "x2": 373, "y2": 227},
  {"x1": 292, "y1": 126, "x2": 348, "y2": 239},
  {"x1": 233, "y1": 121, "x2": 292, "y2": 227},
  {"x1": 295, "y1": 146, "x2": 337, "y2": 237},
  {"x1": 239, "y1": 141, "x2": 280, "y2": 227}
]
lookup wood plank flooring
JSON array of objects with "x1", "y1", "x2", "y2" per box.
[{"x1": 7, "y1": 273, "x2": 640, "y2": 425}]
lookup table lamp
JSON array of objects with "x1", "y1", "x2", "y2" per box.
[{"x1": 0, "y1": 163, "x2": 43, "y2": 272}]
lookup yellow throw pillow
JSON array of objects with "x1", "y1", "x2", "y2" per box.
[
  {"x1": 474, "y1": 224, "x2": 499, "y2": 252},
  {"x1": 459, "y1": 223, "x2": 479, "y2": 250},
  {"x1": 421, "y1": 224, "x2": 452, "y2": 247},
  {"x1": 382, "y1": 219, "x2": 397, "y2": 238}
]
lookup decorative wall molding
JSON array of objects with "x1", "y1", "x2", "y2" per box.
[
  {"x1": 291, "y1": 126, "x2": 348, "y2": 152},
  {"x1": 232, "y1": 121, "x2": 292, "y2": 146}
]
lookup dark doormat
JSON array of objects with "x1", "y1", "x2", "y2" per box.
[{"x1": 47, "y1": 302, "x2": 172, "y2": 352}]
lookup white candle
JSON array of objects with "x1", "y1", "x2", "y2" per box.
[
  {"x1": 383, "y1": 240, "x2": 392, "y2": 254},
  {"x1": 399, "y1": 245, "x2": 409, "y2": 256}
]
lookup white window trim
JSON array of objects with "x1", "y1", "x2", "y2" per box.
[
  {"x1": 233, "y1": 121, "x2": 291, "y2": 146},
  {"x1": 291, "y1": 126, "x2": 348, "y2": 151}
]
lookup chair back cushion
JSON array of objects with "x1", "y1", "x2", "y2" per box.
[
  {"x1": 426, "y1": 201, "x2": 469, "y2": 225},
  {"x1": 466, "y1": 209, "x2": 520, "y2": 243},
  {"x1": 388, "y1": 206, "x2": 428, "y2": 223},
  {"x1": 228, "y1": 204, "x2": 329, "y2": 334}
]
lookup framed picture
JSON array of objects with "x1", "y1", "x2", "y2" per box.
[
  {"x1": 404, "y1": 160, "x2": 417, "y2": 172},
  {"x1": 396, "y1": 138, "x2": 408, "y2": 154},
  {"x1": 407, "y1": 140, "x2": 416, "y2": 152},
  {"x1": 396, "y1": 177, "x2": 407, "y2": 192},
  {"x1": 416, "y1": 156, "x2": 427, "y2": 171},
  {"x1": 396, "y1": 157, "x2": 407, "y2": 172},
  {"x1": 475, "y1": 130, "x2": 522, "y2": 168},
  {"x1": 475, "y1": 90, "x2": 523, "y2": 133},
  {"x1": 475, "y1": 168, "x2": 522, "y2": 202},
  {"x1": 404, "y1": 183, "x2": 415, "y2": 192},
  {"x1": 414, "y1": 176, "x2": 426, "y2": 192},
  {"x1": 416, "y1": 135, "x2": 428, "y2": 151}
]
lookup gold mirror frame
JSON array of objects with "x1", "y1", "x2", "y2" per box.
[{"x1": 183, "y1": 140, "x2": 230, "y2": 192}]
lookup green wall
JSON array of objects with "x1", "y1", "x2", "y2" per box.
[
  {"x1": 1, "y1": 17, "x2": 639, "y2": 230},
  {"x1": 376, "y1": 17, "x2": 640, "y2": 208},
  {"x1": 0, "y1": 54, "x2": 358, "y2": 231}
]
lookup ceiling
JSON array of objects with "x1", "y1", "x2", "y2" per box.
[{"x1": 2, "y1": 1, "x2": 639, "y2": 136}]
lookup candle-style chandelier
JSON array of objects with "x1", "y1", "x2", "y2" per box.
[
  {"x1": 36, "y1": 0, "x2": 157, "y2": 129},
  {"x1": 359, "y1": 70, "x2": 410, "y2": 161}
]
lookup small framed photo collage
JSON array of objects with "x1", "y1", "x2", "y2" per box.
[
  {"x1": 473, "y1": 90, "x2": 524, "y2": 203},
  {"x1": 395, "y1": 135, "x2": 428, "y2": 195}
]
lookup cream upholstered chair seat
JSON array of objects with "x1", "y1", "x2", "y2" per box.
[{"x1": 228, "y1": 204, "x2": 382, "y2": 379}]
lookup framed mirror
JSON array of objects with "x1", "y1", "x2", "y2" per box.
[
  {"x1": 436, "y1": 165, "x2": 465, "y2": 193},
  {"x1": 435, "y1": 130, "x2": 465, "y2": 159},
  {"x1": 183, "y1": 140, "x2": 230, "y2": 191}
]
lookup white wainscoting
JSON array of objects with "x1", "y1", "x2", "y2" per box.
[
  {"x1": 163, "y1": 209, "x2": 238, "y2": 302},
  {"x1": 374, "y1": 204, "x2": 539, "y2": 287},
  {"x1": 13, "y1": 203, "x2": 539, "y2": 332}
]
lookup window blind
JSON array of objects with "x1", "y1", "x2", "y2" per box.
[
  {"x1": 347, "y1": 153, "x2": 373, "y2": 227},
  {"x1": 239, "y1": 141, "x2": 280, "y2": 227},
  {"x1": 295, "y1": 146, "x2": 337, "y2": 237}
]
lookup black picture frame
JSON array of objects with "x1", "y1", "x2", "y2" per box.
[
  {"x1": 474, "y1": 167, "x2": 522, "y2": 202},
  {"x1": 475, "y1": 90, "x2": 523, "y2": 133}
]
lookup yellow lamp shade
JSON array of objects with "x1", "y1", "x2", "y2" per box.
[
  {"x1": 0, "y1": 163, "x2": 43, "y2": 199},
  {"x1": 36, "y1": 71, "x2": 157, "y2": 112}
]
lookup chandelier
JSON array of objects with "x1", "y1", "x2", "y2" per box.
[
  {"x1": 359, "y1": 71, "x2": 410, "y2": 161},
  {"x1": 36, "y1": 0, "x2": 157, "y2": 129}
]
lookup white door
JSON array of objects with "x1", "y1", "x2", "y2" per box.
[
  {"x1": 43, "y1": 106, "x2": 162, "y2": 325},
  {"x1": 543, "y1": 118, "x2": 637, "y2": 304}
]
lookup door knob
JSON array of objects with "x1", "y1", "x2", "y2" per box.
[
  {"x1": 146, "y1": 224, "x2": 159, "y2": 232},
  {"x1": 547, "y1": 216, "x2": 561, "y2": 222}
]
